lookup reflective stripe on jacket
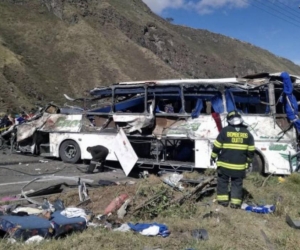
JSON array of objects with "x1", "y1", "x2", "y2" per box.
[{"x1": 211, "y1": 125, "x2": 255, "y2": 171}]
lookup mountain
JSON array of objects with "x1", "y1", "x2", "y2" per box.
[{"x1": 0, "y1": 0, "x2": 299, "y2": 112}]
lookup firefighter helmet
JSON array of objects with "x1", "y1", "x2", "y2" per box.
[{"x1": 226, "y1": 110, "x2": 243, "y2": 126}]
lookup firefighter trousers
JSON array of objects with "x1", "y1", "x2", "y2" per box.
[{"x1": 217, "y1": 170, "x2": 243, "y2": 206}]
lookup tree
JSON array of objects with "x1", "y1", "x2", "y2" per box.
[{"x1": 165, "y1": 17, "x2": 174, "y2": 23}]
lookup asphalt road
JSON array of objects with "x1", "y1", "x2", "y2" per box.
[{"x1": 0, "y1": 150, "x2": 134, "y2": 198}]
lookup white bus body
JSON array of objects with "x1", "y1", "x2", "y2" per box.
[{"x1": 15, "y1": 72, "x2": 300, "y2": 175}]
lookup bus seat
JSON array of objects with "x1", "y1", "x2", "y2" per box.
[{"x1": 191, "y1": 99, "x2": 203, "y2": 119}]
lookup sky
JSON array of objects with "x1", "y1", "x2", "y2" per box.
[{"x1": 142, "y1": 0, "x2": 300, "y2": 66}]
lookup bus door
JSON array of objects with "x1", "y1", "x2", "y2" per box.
[{"x1": 195, "y1": 139, "x2": 214, "y2": 169}]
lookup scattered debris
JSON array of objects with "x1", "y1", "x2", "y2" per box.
[
  {"x1": 260, "y1": 229, "x2": 275, "y2": 250},
  {"x1": 39, "y1": 160, "x2": 48, "y2": 163},
  {"x1": 143, "y1": 247, "x2": 163, "y2": 250},
  {"x1": 98, "y1": 180, "x2": 117, "y2": 186},
  {"x1": 53, "y1": 199, "x2": 65, "y2": 211},
  {"x1": 78, "y1": 178, "x2": 89, "y2": 202},
  {"x1": 1, "y1": 170, "x2": 284, "y2": 245},
  {"x1": 127, "y1": 222, "x2": 170, "y2": 237},
  {"x1": 191, "y1": 228, "x2": 209, "y2": 241},
  {"x1": 171, "y1": 176, "x2": 216, "y2": 206},
  {"x1": 161, "y1": 172, "x2": 184, "y2": 190},
  {"x1": 125, "y1": 181, "x2": 136, "y2": 185},
  {"x1": 76, "y1": 199, "x2": 91, "y2": 208},
  {"x1": 61, "y1": 207, "x2": 91, "y2": 222},
  {"x1": 21, "y1": 176, "x2": 94, "y2": 206},
  {"x1": 261, "y1": 172, "x2": 276, "y2": 187},
  {"x1": 12, "y1": 207, "x2": 44, "y2": 215},
  {"x1": 241, "y1": 203, "x2": 275, "y2": 214},
  {"x1": 139, "y1": 170, "x2": 149, "y2": 179},
  {"x1": 7, "y1": 238, "x2": 17, "y2": 244},
  {"x1": 25, "y1": 235, "x2": 45, "y2": 244},
  {"x1": 1, "y1": 196, "x2": 18, "y2": 202},
  {"x1": 104, "y1": 194, "x2": 129, "y2": 215},
  {"x1": 117, "y1": 199, "x2": 131, "y2": 219},
  {"x1": 286, "y1": 214, "x2": 300, "y2": 229},
  {"x1": 113, "y1": 223, "x2": 131, "y2": 232}
]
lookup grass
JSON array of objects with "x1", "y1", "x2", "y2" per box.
[{"x1": 1, "y1": 172, "x2": 300, "y2": 249}]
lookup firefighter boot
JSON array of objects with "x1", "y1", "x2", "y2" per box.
[
  {"x1": 218, "y1": 201, "x2": 229, "y2": 207},
  {"x1": 230, "y1": 204, "x2": 241, "y2": 209}
]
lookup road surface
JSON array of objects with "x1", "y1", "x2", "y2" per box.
[{"x1": 0, "y1": 150, "x2": 134, "y2": 198}]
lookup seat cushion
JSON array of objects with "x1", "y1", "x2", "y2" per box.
[
  {"x1": 0, "y1": 215, "x2": 53, "y2": 240},
  {"x1": 50, "y1": 211, "x2": 87, "y2": 237}
]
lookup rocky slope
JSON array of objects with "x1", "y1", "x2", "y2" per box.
[{"x1": 0, "y1": 0, "x2": 299, "y2": 112}]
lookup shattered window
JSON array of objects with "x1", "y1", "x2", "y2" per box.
[
  {"x1": 183, "y1": 86, "x2": 218, "y2": 115},
  {"x1": 274, "y1": 88, "x2": 285, "y2": 114},
  {"x1": 148, "y1": 86, "x2": 182, "y2": 114},
  {"x1": 114, "y1": 87, "x2": 145, "y2": 113},
  {"x1": 89, "y1": 88, "x2": 113, "y2": 113},
  {"x1": 232, "y1": 89, "x2": 269, "y2": 114}
]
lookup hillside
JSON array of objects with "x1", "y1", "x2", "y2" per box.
[{"x1": 0, "y1": 0, "x2": 299, "y2": 112}]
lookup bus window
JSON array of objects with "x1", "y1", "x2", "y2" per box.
[
  {"x1": 89, "y1": 88, "x2": 112, "y2": 113},
  {"x1": 148, "y1": 86, "x2": 182, "y2": 114},
  {"x1": 275, "y1": 89, "x2": 284, "y2": 114},
  {"x1": 232, "y1": 89, "x2": 269, "y2": 114},
  {"x1": 184, "y1": 86, "x2": 219, "y2": 116},
  {"x1": 114, "y1": 87, "x2": 145, "y2": 113}
]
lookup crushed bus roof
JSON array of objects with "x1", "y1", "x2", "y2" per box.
[
  {"x1": 89, "y1": 72, "x2": 300, "y2": 96},
  {"x1": 115, "y1": 72, "x2": 300, "y2": 86}
]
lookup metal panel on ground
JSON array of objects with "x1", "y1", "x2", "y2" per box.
[{"x1": 113, "y1": 128, "x2": 138, "y2": 176}]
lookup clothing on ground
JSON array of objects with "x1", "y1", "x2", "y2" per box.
[
  {"x1": 61, "y1": 207, "x2": 88, "y2": 222},
  {"x1": 128, "y1": 223, "x2": 170, "y2": 237}
]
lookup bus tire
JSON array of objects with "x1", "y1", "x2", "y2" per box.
[
  {"x1": 59, "y1": 140, "x2": 81, "y2": 163},
  {"x1": 247, "y1": 152, "x2": 264, "y2": 175}
]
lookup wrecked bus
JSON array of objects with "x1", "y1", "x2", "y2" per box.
[{"x1": 11, "y1": 72, "x2": 300, "y2": 176}]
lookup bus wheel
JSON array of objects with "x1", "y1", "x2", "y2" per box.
[
  {"x1": 59, "y1": 140, "x2": 81, "y2": 163},
  {"x1": 247, "y1": 153, "x2": 264, "y2": 175}
]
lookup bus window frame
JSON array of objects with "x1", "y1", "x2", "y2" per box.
[{"x1": 112, "y1": 86, "x2": 147, "y2": 115}]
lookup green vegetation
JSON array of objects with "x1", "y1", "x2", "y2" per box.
[{"x1": 0, "y1": 0, "x2": 299, "y2": 112}]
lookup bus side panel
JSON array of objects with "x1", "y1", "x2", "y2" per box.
[
  {"x1": 255, "y1": 142, "x2": 296, "y2": 175},
  {"x1": 242, "y1": 116, "x2": 295, "y2": 142},
  {"x1": 166, "y1": 115, "x2": 220, "y2": 139},
  {"x1": 49, "y1": 133, "x2": 118, "y2": 161},
  {"x1": 49, "y1": 133, "x2": 71, "y2": 158}
]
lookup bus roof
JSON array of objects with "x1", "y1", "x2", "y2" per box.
[
  {"x1": 116, "y1": 72, "x2": 300, "y2": 86},
  {"x1": 88, "y1": 72, "x2": 300, "y2": 96}
]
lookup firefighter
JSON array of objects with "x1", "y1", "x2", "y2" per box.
[
  {"x1": 86, "y1": 145, "x2": 109, "y2": 174},
  {"x1": 211, "y1": 110, "x2": 255, "y2": 209}
]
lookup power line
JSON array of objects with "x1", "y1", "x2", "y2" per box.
[
  {"x1": 274, "y1": 0, "x2": 300, "y2": 16},
  {"x1": 241, "y1": 0, "x2": 300, "y2": 29},
  {"x1": 253, "y1": 0, "x2": 300, "y2": 23}
]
